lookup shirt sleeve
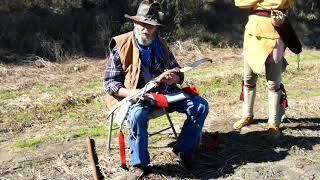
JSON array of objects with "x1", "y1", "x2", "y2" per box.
[{"x1": 103, "y1": 47, "x2": 124, "y2": 95}]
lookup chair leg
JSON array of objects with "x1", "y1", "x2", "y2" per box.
[
  {"x1": 164, "y1": 109, "x2": 178, "y2": 139},
  {"x1": 107, "y1": 113, "x2": 114, "y2": 151}
]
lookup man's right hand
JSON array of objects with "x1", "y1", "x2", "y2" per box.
[
  {"x1": 116, "y1": 88, "x2": 140, "y2": 98},
  {"x1": 116, "y1": 88, "x2": 149, "y2": 102}
]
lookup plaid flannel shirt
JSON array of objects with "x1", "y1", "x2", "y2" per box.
[{"x1": 104, "y1": 47, "x2": 184, "y2": 95}]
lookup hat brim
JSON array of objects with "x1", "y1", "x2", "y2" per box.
[{"x1": 125, "y1": 14, "x2": 163, "y2": 26}]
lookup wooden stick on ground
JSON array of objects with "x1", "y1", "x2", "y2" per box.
[{"x1": 86, "y1": 137, "x2": 103, "y2": 180}]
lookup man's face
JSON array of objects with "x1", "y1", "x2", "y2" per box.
[{"x1": 134, "y1": 21, "x2": 158, "y2": 46}]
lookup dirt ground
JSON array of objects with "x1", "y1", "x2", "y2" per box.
[{"x1": 1, "y1": 43, "x2": 320, "y2": 180}]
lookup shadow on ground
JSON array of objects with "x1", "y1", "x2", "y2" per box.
[{"x1": 148, "y1": 118, "x2": 320, "y2": 179}]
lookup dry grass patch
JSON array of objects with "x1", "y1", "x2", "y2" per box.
[{"x1": 1, "y1": 44, "x2": 320, "y2": 179}]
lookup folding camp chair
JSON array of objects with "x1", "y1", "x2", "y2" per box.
[
  {"x1": 106, "y1": 84, "x2": 197, "y2": 150},
  {"x1": 107, "y1": 108, "x2": 178, "y2": 150}
]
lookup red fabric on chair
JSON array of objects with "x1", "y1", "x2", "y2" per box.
[{"x1": 118, "y1": 130, "x2": 127, "y2": 169}]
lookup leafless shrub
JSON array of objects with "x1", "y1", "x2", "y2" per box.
[
  {"x1": 38, "y1": 36, "x2": 64, "y2": 62},
  {"x1": 95, "y1": 13, "x2": 112, "y2": 53},
  {"x1": 0, "y1": 64, "x2": 8, "y2": 77}
]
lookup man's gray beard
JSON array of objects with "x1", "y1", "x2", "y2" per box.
[{"x1": 134, "y1": 28, "x2": 155, "y2": 46}]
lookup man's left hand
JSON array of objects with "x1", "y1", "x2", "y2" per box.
[
  {"x1": 162, "y1": 72, "x2": 180, "y2": 85},
  {"x1": 155, "y1": 68, "x2": 180, "y2": 85}
]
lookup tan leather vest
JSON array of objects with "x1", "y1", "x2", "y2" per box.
[{"x1": 106, "y1": 31, "x2": 171, "y2": 109}]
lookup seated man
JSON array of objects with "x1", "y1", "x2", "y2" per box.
[{"x1": 104, "y1": 0, "x2": 209, "y2": 178}]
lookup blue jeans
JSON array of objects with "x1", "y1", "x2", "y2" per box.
[{"x1": 127, "y1": 96, "x2": 209, "y2": 166}]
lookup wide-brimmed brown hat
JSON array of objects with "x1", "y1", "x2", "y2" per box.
[{"x1": 125, "y1": 0, "x2": 164, "y2": 26}]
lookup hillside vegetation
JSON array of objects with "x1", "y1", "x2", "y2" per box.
[{"x1": 0, "y1": 0, "x2": 319, "y2": 62}]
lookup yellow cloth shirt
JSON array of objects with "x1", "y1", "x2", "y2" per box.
[{"x1": 235, "y1": 0, "x2": 295, "y2": 73}]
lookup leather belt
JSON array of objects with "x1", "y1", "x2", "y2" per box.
[
  {"x1": 250, "y1": 10, "x2": 271, "y2": 17},
  {"x1": 249, "y1": 9, "x2": 287, "y2": 17}
]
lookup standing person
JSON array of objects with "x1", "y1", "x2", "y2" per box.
[
  {"x1": 104, "y1": 0, "x2": 209, "y2": 179},
  {"x1": 233, "y1": 0, "x2": 298, "y2": 138}
]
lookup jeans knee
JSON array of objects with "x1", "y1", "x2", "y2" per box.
[
  {"x1": 244, "y1": 76, "x2": 257, "y2": 86},
  {"x1": 203, "y1": 99, "x2": 209, "y2": 114},
  {"x1": 195, "y1": 96, "x2": 209, "y2": 116},
  {"x1": 267, "y1": 80, "x2": 281, "y2": 91},
  {"x1": 129, "y1": 106, "x2": 149, "y2": 128}
]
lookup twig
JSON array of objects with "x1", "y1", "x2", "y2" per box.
[
  {"x1": 176, "y1": 41, "x2": 182, "y2": 52},
  {"x1": 161, "y1": 174, "x2": 169, "y2": 180},
  {"x1": 218, "y1": 155, "x2": 239, "y2": 174},
  {"x1": 198, "y1": 168, "x2": 218, "y2": 176},
  {"x1": 286, "y1": 117, "x2": 305, "y2": 136},
  {"x1": 55, "y1": 160, "x2": 77, "y2": 177}
]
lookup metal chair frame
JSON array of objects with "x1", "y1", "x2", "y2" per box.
[{"x1": 107, "y1": 108, "x2": 178, "y2": 150}]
